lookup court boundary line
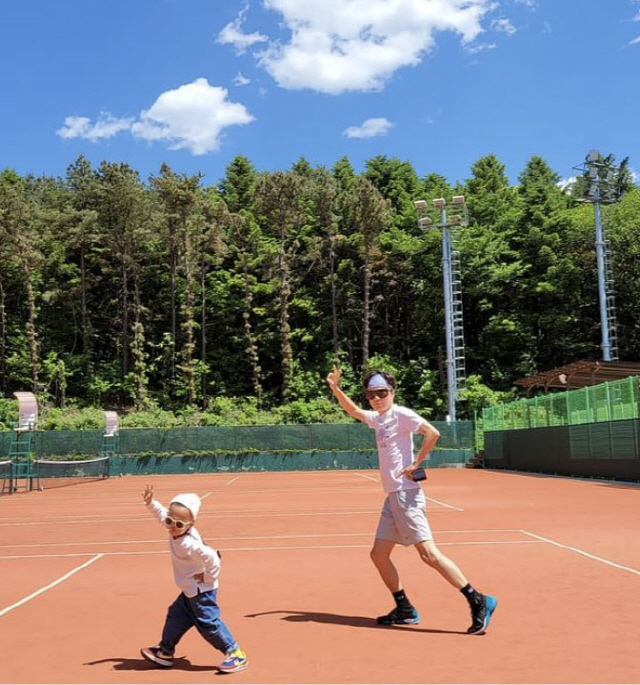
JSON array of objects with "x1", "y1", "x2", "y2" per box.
[
  {"x1": 0, "y1": 540, "x2": 545, "y2": 561},
  {"x1": 0, "y1": 554, "x2": 104, "y2": 617},
  {"x1": 521, "y1": 529, "x2": 640, "y2": 577},
  {"x1": 0, "y1": 528, "x2": 525, "y2": 550}
]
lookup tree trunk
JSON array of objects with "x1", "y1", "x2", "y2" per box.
[
  {"x1": 0, "y1": 276, "x2": 6, "y2": 393},
  {"x1": 21, "y1": 259, "x2": 39, "y2": 391},
  {"x1": 279, "y1": 239, "x2": 293, "y2": 402},
  {"x1": 242, "y1": 255, "x2": 262, "y2": 405},
  {"x1": 362, "y1": 249, "x2": 371, "y2": 367},
  {"x1": 121, "y1": 254, "x2": 129, "y2": 380},
  {"x1": 329, "y1": 234, "x2": 339, "y2": 360}
]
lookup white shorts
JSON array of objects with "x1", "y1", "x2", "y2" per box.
[{"x1": 375, "y1": 488, "x2": 432, "y2": 546}]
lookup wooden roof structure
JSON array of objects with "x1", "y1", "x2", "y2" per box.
[{"x1": 514, "y1": 360, "x2": 640, "y2": 394}]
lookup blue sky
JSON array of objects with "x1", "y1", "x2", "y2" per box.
[{"x1": 2, "y1": 1, "x2": 639, "y2": 188}]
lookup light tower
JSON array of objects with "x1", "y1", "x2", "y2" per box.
[
  {"x1": 414, "y1": 196, "x2": 468, "y2": 421},
  {"x1": 573, "y1": 150, "x2": 628, "y2": 361}
]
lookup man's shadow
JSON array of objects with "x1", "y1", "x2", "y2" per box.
[
  {"x1": 84, "y1": 656, "x2": 222, "y2": 673},
  {"x1": 245, "y1": 610, "x2": 466, "y2": 635}
]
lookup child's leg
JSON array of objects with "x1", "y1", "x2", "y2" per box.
[
  {"x1": 160, "y1": 593, "x2": 195, "y2": 654},
  {"x1": 188, "y1": 589, "x2": 238, "y2": 654}
]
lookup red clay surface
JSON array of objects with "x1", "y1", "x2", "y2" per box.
[{"x1": 1, "y1": 468, "x2": 639, "y2": 684}]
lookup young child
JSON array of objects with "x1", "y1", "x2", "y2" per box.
[{"x1": 140, "y1": 484, "x2": 248, "y2": 673}]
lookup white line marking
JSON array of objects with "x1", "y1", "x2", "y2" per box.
[
  {"x1": 426, "y1": 497, "x2": 464, "y2": 511},
  {"x1": 521, "y1": 530, "x2": 640, "y2": 577},
  {"x1": 225, "y1": 477, "x2": 240, "y2": 486},
  {"x1": 0, "y1": 529, "x2": 523, "y2": 550},
  {"x1": 201, "y1": 492, "x2": 212, "y2": 500},
  {"x1": 0, "y1": 540, "x2": 543, "y2": 561},
  {"x1": 356, "y1": 473, "x2": 378, "y2": 482},
  {"x1": 0, "y1": 554, "x2": 103, "y2": 617}
]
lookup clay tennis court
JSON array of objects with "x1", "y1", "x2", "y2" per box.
[{"x1": 1, "y1": 468, "x2": 639, "y2": 684}]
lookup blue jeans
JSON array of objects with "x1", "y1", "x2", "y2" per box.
[{"x1": 160, "y1": 589, "x2": 237, "y2": 656}]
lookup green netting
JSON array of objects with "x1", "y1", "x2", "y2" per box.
[
  {"x1": 0, "y1": 421, "x2": 474, "y2": 458},
  {"x1": 482, "y1": 376, "x2": 639, "y2": 432}
]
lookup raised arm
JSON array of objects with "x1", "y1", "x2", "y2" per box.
[{"x1": 326, "y1": 365, "x2": 367, "y2": 423}]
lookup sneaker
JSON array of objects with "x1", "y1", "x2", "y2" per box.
[
  {"x1": 219, "y1": 647, "x2": 248, "y2": 673},
  {"x1": 376, "y1": 606, "x2": 420, "y2": 625},
  {"x1": 467, "y1": 595, "x2": 498, "y2": 635},
  {"x1": 140, "y1": 645, "x2": 174, "y2": 668}
]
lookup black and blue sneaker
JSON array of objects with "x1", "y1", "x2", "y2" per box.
[
  {"x1": 467, "y1": 595, "x2": 497, "y2": 635},
  {"x1": 376, "y1": 606, "x2": 420, "y2": 625}
]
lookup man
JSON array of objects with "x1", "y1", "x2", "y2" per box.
[{"x1": 326, "y1": 365, "x2": 497, "y2": 634}]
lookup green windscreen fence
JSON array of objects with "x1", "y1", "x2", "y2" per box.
[
  {"x1": 481, "y1": 376, "x2": 639, "y2": 432},
  {"x1": 0, "y1": 420, "x2": 474, "y2": 458}
]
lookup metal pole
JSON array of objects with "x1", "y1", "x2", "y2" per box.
[
  {"x1": 594, "y1": 199, "x2": 611, "y2": 361},
  {"x1": 441, "y1": 209, "x2": 456, "y2": 421}
]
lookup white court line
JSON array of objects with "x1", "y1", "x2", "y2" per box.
[
  {"x1": 521, "y1": 530, "x2": 640, "y2": 578},
  {"x1": 427, "y1": 497, "x2": 464, "y2": 512},
  {"x1": 0, "y1": 505, "x2": 463, "y2": 528},
  {"x1": 0, "y1": 540, "x2": 544, "y2": 561},
  {"x1": 0, "y1": 529, "x2": 523, "y2": 550},
  {"x1": 225, "y1": 477, "x2": 240, "y2": 486},
  {"x1": 356, "y1": 473, "x2": 378, "y2": 482},
  {"x1": 0, "y1": 554, "x2": 103, "y2": 617},
  {"x1": 201, "y1": 492, "x2": 212, "y2": 500}
]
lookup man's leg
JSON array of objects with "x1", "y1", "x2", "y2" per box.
[
  {"x1": 414, "y1": 540, "x2": 497, "y2": 634},
  {"x1": 370, "y1": 538, "x2": 419, "y2": 625},
  {"x1": 370, "y1": 538, "x2": 400, "y2": 592}
]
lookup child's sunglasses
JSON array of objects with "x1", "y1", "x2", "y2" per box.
[
  {"x1": 365, "y1": 389, "x2": 390, "y2": 400},
  {"x1": 164, "y1": 516, "x2": 191, "y2": 530}
]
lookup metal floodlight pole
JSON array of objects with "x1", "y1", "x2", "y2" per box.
[
  {"x1": 593, "y1": 192, "x2": 612, "y2": 361},
  {"x1": 439, "y1": 207, "x2": 457, "y2": 422},
  {"x1": 414, "y1": 197, "x2": 466, "y2": 422},
  {"x1": 574, "y1": 149, "x2": 621, "y2": 362}
]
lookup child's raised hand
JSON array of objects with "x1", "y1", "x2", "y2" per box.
[{"x1": 142, "y1": 484, "x2": 154, "y2": 505}]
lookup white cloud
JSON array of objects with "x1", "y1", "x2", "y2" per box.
[
  {"x1": 631, "y1": 35, "x2": 640, "y2": 45},
  {"x1": 343, "y1": 117, "x2": 393, "y2": 139},
  {"x1": 557, "y1": 176, "x2": 576, "y2": 192},
  {"x1": 57, "y1": 113, "x2": 133, "y2": 140},
  {"x1": 465, "y1": 41, "x2": 496, "y2": 54},
  {"x1": 491, "y1": 18, "x2": 517, "y2": 35},
  {"x1": 233, "y1": 72, "x2": 251, "y2": 86},
  {"x1": 216, "y1": 6, "x2": 268, "y2": 54},
  {"x1": 57, "y1": 79, "x2": 254, "y2": 155},
  {"x1": 514, "y1": 0, "x2": 537, "y2": 8},
  {"x1": 241, "y1": 0, "x2": 495, "y2": 94}
]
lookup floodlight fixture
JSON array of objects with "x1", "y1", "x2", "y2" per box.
[
  {"x1": 451, "y1": 195, "x2": 465, "y2": 205},
  {"x1": 414, "y1": 200, "x2": 428, "y2": 211},
  {"x1": 587, "y1": 150, "x2": 600, "y2": 163},
  {"x1": 432, "y1": 198, "x2": 446, "y2": 209},
  {"x1": 418, "y1": 217, "x2": 433, "y2": 228},
  {"x1": 588, "y1": 167, "x2": 598, "y2": 179},
  {"x1": 449, "y1": 215, "x2": 461, "y2": 225}
]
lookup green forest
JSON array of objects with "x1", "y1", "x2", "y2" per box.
[{"x1": 1, "y1": 151, "x2": 638, "y2": 429}]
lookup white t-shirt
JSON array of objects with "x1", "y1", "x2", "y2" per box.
[
  {"x1": 147, "y1": 499, "x2": 220, "y2": 597},
  {"x1": 362, "y1": 404, "x2": 427, "y2": 493}
]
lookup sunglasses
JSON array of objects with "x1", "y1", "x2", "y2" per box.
[
  {"x1": 164, "y1": 516, "x2": 192, "y2": 530},
  {"x1": 366, "y1": 389, "x2": 390, "y2": 400}
]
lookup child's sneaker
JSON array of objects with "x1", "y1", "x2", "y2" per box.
[
  {"x1": 140, "y1": 645, "x2": 174, "y2": 668},
  {"x1": 219, "y1": 647, "x2": 248, "y2": 673}
]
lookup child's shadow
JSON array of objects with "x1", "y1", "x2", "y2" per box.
[
  {"x1": 245, "y1": 610, "x2": 466, "y2": 635},
  {"x1": 84, "y1": 656, "x2": 220, "y2": 673}
]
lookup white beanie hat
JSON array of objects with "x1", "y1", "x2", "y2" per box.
[{"x1": 170, "y1": 493, "x2": 202, "y2": 520}]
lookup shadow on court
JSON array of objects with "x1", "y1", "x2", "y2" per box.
[
  {"x1": 245, "y1": 610, "x2": 466, "y2": 635},
  {"x1": 84, "y1": 656, "x2": 220, "y2": 673}
]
